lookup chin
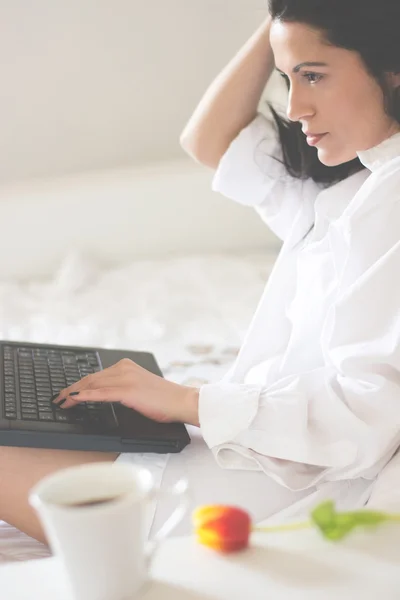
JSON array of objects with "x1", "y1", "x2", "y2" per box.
[
  {"x1": 317, "y1": 149, "x2": 356, "y2": 168},
  {"x1": 316, "y1": 152, "x2": 340, "y2": 167}
]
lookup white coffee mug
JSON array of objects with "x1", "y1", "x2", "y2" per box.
[{"x1": 29, "y1": 462, "x2": 189, "y2": 600}]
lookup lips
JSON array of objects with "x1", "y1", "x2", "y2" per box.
[{"x1": 306, "y1": 133, "x2": 327, "y2": 146}]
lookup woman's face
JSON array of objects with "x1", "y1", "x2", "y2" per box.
[{"x1": 269, "y1": 20, "x2": 400, "y2": 166}]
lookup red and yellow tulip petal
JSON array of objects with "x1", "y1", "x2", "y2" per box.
[{"x1": 193, "y1": 505, "x2": 251, "y2": 553}]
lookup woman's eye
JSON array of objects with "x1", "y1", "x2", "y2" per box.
[{"x1": 302, "y1": 72, "x2": 323, "y2": 84}]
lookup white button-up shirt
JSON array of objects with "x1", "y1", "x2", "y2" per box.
[{"x1": 199, "y1": 113, "x2": 400, "y2": 495}]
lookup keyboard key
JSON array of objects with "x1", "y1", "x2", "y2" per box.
[
  {"x1": 39, "y1": 413, "x2": 54, "y2": 421},
  {"x1": 55, "y1": 413, "x2": 71, "y2": 422},
  {"x1": 74, "y1": 416, "x2": 87, "y2": 423},
  {"x1": 21, "y1": 402, "x2": 37, "y2": 409},
  {"x1": 63, "y1": 356, "x2": 77, "y2": 365},
  {"x1": 51, "y1": 380, "x2": 66, "y2": 387}
]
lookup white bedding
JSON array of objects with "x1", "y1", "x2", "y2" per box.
[{"x1": 0, "y1": 250, "x2": 277, "y2": 563}]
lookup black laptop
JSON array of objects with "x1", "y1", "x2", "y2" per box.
[{"x1": 0, "y1": 340, "x2": 191, "y2": 453}]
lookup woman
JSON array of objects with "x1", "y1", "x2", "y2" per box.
[{"x1": 2, "y1": 0, "x2": 400, "y2": 544}]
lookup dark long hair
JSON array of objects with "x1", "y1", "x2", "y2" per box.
[{"x1": 266, "y1": 0, "x2": 400, "y2": 185}]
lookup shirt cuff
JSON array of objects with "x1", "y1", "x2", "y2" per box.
[{"x1": 198, "y1": 382, "x2": 262, "y2": 448}]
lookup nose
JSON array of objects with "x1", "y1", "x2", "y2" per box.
[{"x1": 286, "y1": 85, "x2": 315, "y2": 123}]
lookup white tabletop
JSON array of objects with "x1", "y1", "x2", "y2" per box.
[{"x1": 1, "y1": 526, "x2": 400, "y2": 599}]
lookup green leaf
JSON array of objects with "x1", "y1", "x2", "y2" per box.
[{"x1": 310, "y1": 501, "x2": 392, "y2": 541}]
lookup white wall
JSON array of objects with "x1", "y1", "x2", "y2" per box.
[
  {"x1": 0, "y1": 1, "x2": 287, "y2": 280},
  {"x1": 0, "y1": 0, "x2": 286, "y2": 183}
]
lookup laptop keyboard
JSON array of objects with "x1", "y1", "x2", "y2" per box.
[{"x1": 2, "y1": 345, "x2": 118, "y2": 427}]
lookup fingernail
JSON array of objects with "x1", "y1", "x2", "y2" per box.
[
  {"x1": 69, "y1": 392, "x2": 80, "y2": 396},
  {"x1": 57, "y1": 398, "x2": 67, "y2": 406},
  {"x1": 51, "y1": 393, "x2": 59, "y2": 401}
]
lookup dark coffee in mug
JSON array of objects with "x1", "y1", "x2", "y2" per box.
[{"x1": 65, "y1": 497, "x2": 120, "y2": 508}]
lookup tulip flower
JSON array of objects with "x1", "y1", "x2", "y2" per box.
[
  {"x1": 192, "y1": 501, "x2": 400, "y2": 553},
  {"x1": 193, "y1": 505, "x2": 251, "y2": 552}
]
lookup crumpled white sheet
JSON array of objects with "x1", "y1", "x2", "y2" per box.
[
  {"x1": 0, "y1": 249, "x2": 277, "y2": 563},
  {"x1": 0, "y1": 251, "x2": 275, "y2": 369}
]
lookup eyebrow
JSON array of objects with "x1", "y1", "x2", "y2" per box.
[{"x1": 276, "y1": 62, "x2": 328, "y2": 74}]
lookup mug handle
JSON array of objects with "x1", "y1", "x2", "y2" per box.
[{"x1": 146, "y1": 478, "x2": 190, "y2": 567}]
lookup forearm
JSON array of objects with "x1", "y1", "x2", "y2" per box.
[{"x1": 180, "y1": 14, "x2": 275, "y2": 168}]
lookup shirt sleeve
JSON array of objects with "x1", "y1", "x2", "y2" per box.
[
  {"x1": 211, "y1": 111, "x2": 325, "y2": 242},
  {"x1": 200, "y1": 158, "x2": 400, "y2": 492}
]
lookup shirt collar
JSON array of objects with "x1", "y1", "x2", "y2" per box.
[{"x1": 357, "y1": 130, "x2": 400, "y2": 172}]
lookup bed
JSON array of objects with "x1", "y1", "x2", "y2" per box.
[{"x1": 0, "y1": 249, "x2": 278, "y2": 563}]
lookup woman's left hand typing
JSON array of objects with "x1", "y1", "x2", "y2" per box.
[{"x1": 52, "y1": 358, "x2": 200, "y2": 426}]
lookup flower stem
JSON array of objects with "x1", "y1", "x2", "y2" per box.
[
  {"x1": 387, "y1": 514, "x2": 400, "y2": 522},
  {"x1": 252, "y1": 513, "x2": 400, "y2": 535},
  {"x1": 252, "y1": 520, "x2": 311, "y2": 534}
]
